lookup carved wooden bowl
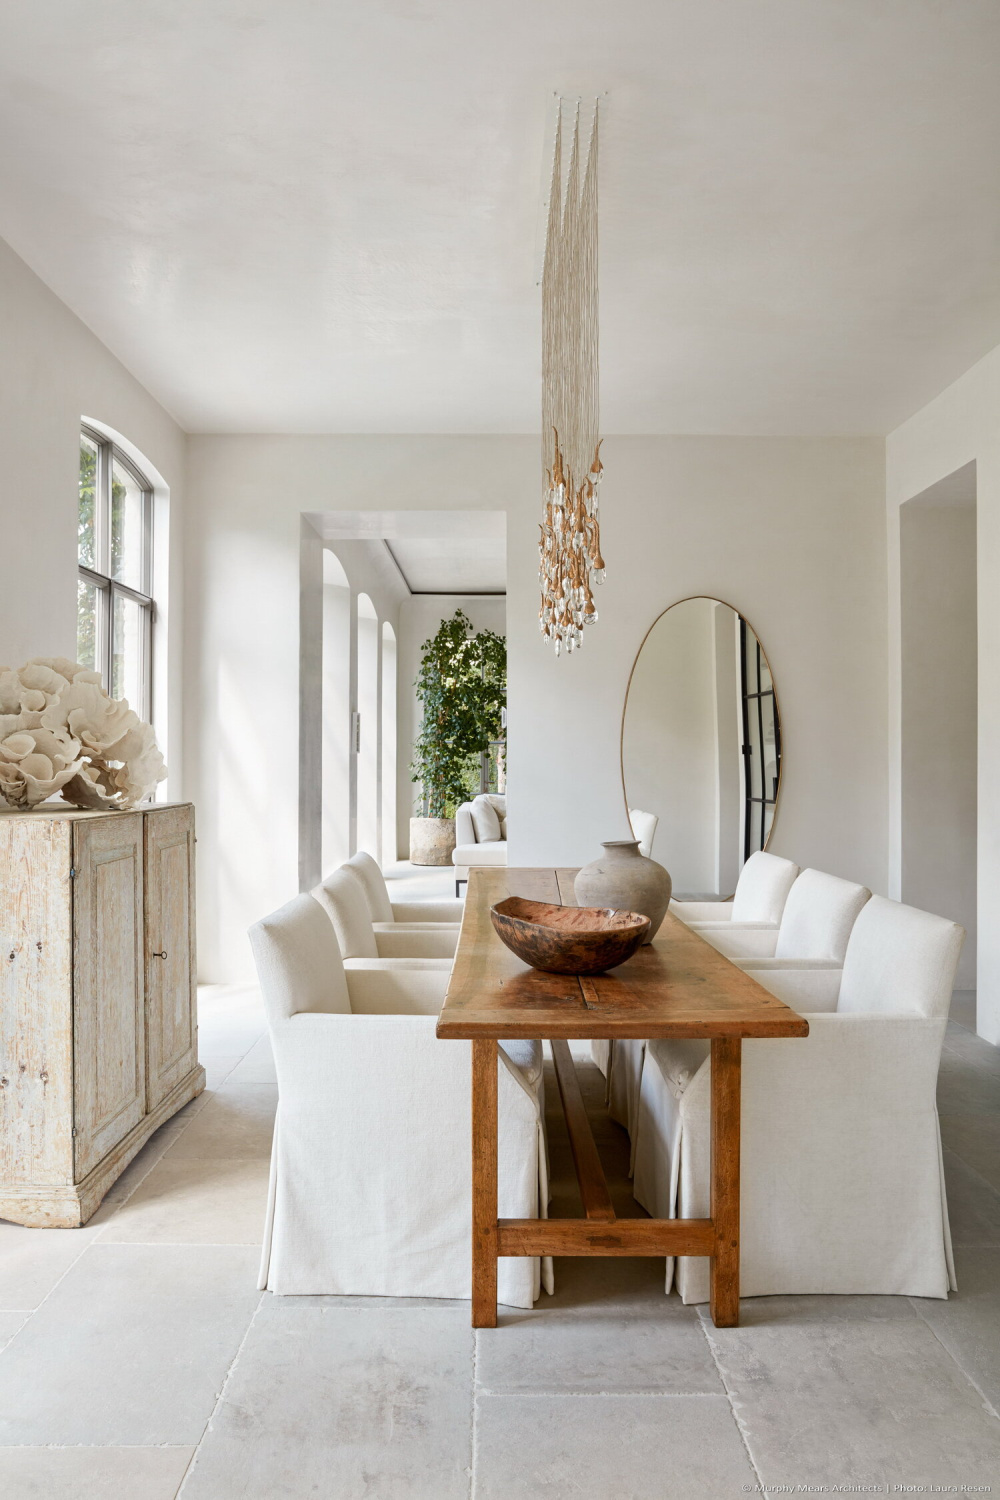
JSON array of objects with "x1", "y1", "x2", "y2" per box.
[{"x1": 490, "y1": 897, "x2": 651, "y2": 976}]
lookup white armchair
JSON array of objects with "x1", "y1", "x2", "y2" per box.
[
  {"x1": 314, "y1": 866, "x2": 457, "y2": 961},
  {"x1": 631, "y1": 894, "x2": 965, "y2": 1303},
  {"x1": 601, "y1": 862, "x2": 851, "y2": 1159},
  {"x1": 452, "y1": 793, "x2": 507, "y2": 896},
  {"x1": 249, "y1": 892, "x2": 551, "y2": 1306},
  {"x1": 697, "y1": 868, "x2": 871, "y2": 962},
  {"x1": 669, "y1": 850, "x2": 800, "y2": 929},
  {"x1": 346, "y1": 850, "x2": 465, "y2": 927},
  {"x1": 627, "y1": 808, "x2": 658, "y2": 859}
]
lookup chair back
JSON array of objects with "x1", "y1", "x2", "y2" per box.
[
  {"x1": 731, "y1": 850, "x2": 800, "y2": 924},
  {"x1": 346, "y1": 850, "x2": 394, "y2": 923},
  {"x1": 313, "y1": 867, "x2": 378, "y2": 959},
  {"x1": 487, "y1": 793, "x2": 507, "y2": 840},
  {"x1": 628, "y1": 809, "x2": 658, "y2": 859},
  {"x1": 837, "y1": 895, "x2": 965, "y2": 1018},
  {"x1": 455, "y1": 802, "x2": 476, "y2": 846},
  {"x1": 248, "y1": 892, "x2": 351, "y2": 1027},
  {"x1": 774, "y1": 869, "x2": 870, "y2": 962}
]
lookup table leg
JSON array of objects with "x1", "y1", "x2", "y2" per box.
[
  {"x1": 471, "y1": 1038, "x2": 498, "y2": 1328},
  {"x1": 709, "y1": 1037, "x2": 741, "y2": 1328}
]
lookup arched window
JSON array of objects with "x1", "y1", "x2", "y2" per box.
[{"x1": 77, "y1": 425, "x2": 154, "y2": 717}]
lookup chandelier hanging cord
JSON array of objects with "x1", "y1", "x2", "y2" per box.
[{"x1": 539, "y1": 96, "x2": 603, "y2": 657}]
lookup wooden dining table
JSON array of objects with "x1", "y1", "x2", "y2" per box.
[{"x1": 436, "y1": 867, "x2": 809, "y2": 1330}]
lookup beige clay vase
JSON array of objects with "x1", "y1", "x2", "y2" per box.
[{"x1": 574, "y1": 839, "x2": 672, "y2": 942}]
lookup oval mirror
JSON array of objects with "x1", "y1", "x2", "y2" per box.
[{"x1": 621, "y1": 597, "x2": 781, "y2": 899}]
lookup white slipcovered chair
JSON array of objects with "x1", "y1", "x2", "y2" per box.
[
  {"x1": 314, "y1": 866, "x2": 457, "y2": 961},
  {"x1": 668, "y1": 850, "x2": 800, "y2": 930},
  {"x1": 631, "y1": 894, "x2": 965, "y2": 1303},
  {"x1": 452, "y1": 793, "x2": 507, "y2": 896},
  {"x1": 627, "y1": 808, "x2": 658, "y2": 859},
  {"x1": 697, "y1": 868, "x2": 871, "y2": 963},
  {"x1": 346, "y1": 850, "x2": 465, "y2": 927},
  {"x1": 249, "y1": 892, "x2": 551, "y2": 1306},
  {"x1": 600, "y1": 859, "x2": 837, "y2": 1156}
]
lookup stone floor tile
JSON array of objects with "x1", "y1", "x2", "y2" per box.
[
  {"x1": 196, "y1": 1028, "x2": 266, "y2": 1062},
  {"x1": 0, "y1": 1445, "x2": 194, "y2": 1499},
  {"x1": 0, "y1": 1309, "x2": 29, "y2": 1350},
  {"x1": 701, "y1": 1293, "x2": 1000, "y2": 1488},
  {"x1": 224, "y1": 1035, "x2": 276, "y2": 1085},
  {"x1": 474, "y1": 1393, "x2": 755, "y2": 1498},
  {"x1": 87, "y1": 1118, "x2": 197, "y2": 1228},
  {"x1": 943, "y1": 1147, "x2": 1000, "y2": 1247},
  {"x1": 0, "y1": 1244, "x2": 260, "y2": 1445},
  {"x1": 949, "y1": 990, "x2": 978, "y2": 1031},
  {"x1": 0, "y1": 1222, "x2": 97, "y2": 1309},
  {"x1": 201, "y1": 1055, "x2": 242, "y2": 1089},
  {"x1": 938, "y1": 1053, "x2": 1000, "y2": 1114},
  {"x1": 913, "y1": 1247, "x2": 1000, "y2": 1412},
  {"x1": 940, "y1": 1111, "x2": 1000, "y2": 1192},
  {"x1": 476, "y1": 1295, "x2": 721, "y2": 1394},
  {"x1": 164, "y1": 1084, "x2": 277, "y2": 1160},
  {"x1": 99, "y1": 1156, "x2": 270, "y2": 1245},
  {"x1": 943, "y1": 1024, "x2": 1000, "y2": 1073},
  {"x1": 180, "y1": 1297, "x2": 473, "y2": 1500}
]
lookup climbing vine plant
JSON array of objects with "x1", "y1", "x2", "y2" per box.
[{"x1": 411, "y1": 609, "x2": 506, "y2": 818}]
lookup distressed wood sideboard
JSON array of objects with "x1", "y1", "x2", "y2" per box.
[{"x1": 0, "y1": 802, "x2": 205, "y2": 1227}]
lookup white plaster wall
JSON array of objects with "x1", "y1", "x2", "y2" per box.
[
  {"x1": 397, "y1": 593, "x2": 507, "y2": 858},
  {"x1": 185, "y1": 434, "x2": 887, "y2": 981},
  {"x1": 887, "y1": 341, "x2": 1000, "y2": 1041},
  {"x1": 900, "y1": 502, "x2": 977, "y2": 990},
  {"x1": 0, "y1": 236, "x2": 187, "y2": 785}
]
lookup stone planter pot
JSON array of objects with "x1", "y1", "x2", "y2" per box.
[
  {"x1": 409, "y1": 816, "x2": 456, "y2": 867},
  {"x1": 574, "y1": 839, "x2": 672, "y2": 942}
]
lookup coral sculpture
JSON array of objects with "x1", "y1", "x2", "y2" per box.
[{"x1": 0, "y1": 658, "x2": 166, "y2": 811}]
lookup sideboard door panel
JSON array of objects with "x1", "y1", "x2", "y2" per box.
[
  {"x1": 144, "y1": 805, "x2": 198, "y2": 1110},
  {"x1": 0, "y1": 817, "x2": 74, "y2": 1187},
  {"x1": 72, "y1": 814, "x2": 146, "y2": 1181}
]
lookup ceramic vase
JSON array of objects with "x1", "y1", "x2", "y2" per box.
[{"x1": 574, "y1": 839, "x2": 672, "y2": 942}]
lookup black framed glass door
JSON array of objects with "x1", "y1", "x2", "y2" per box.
[{"x1": 740, "y1": 619, "x2": 781, "y2": 861}]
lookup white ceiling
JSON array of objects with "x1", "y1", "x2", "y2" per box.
[
  {"x1": 2, "y1": 2, "x2": 1000, "y2": 435},
  {"x1": 385, "y1": 537, "x2": 506, "y2": 595},
  {"x1": 309, "y1": 509, "x2": 505, "y2": 593}
]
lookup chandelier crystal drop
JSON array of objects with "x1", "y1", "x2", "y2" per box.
[{"x1": 539, "y1": 98, "x2": 603, "y2": 658}]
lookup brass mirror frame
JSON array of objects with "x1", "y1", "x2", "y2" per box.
[{"x1": 619, "y1": 595, "x2": 783, "y2": 877}]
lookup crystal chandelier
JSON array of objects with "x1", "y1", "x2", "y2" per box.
[{"x1": 539, "y1": 98, "x2": 604, "y2": 657}]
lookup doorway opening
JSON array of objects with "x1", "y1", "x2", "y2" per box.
[{"x1": 299, "y1": 511, "x2": 506, "y2": 894}]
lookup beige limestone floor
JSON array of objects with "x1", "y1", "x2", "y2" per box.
[{"x1": 1, "y1": 874, "x2": 999, "y2": 1496}]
